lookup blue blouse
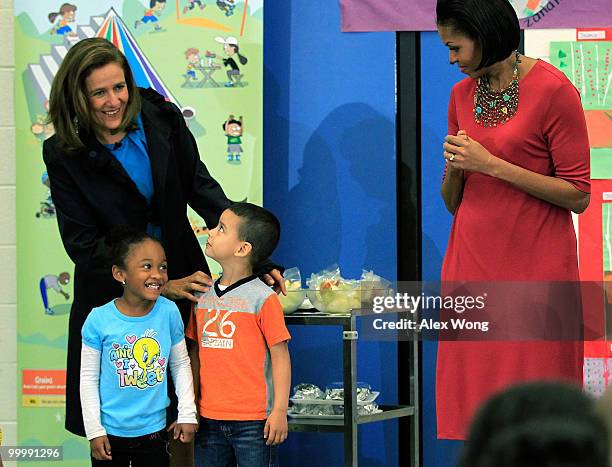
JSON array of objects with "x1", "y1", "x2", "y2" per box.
[{"x1": 104, "y1": 115, "x2": 161, "y2": 239}]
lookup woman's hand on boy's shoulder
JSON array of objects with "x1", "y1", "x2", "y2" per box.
[
  {"x1": 90, "y1": 435, "x2": 112, "y2": 460},
  {"x1": 264, "y1": 409, "x2": 288, "y2": 445},
  {"x1": 262, "y1": 269, "x2": 287, "y2": 295},
  {"x1": 168, "y1": 421, "x2": 199, "y2": 443}
]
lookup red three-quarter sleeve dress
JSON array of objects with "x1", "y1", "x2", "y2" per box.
[{"x1": 436, "y1": 60, "x2": 590, "y2": 440}]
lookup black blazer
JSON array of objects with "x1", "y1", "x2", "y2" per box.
[{"x1": 43, "y1": 88, "x2": 230, "y2": 435}]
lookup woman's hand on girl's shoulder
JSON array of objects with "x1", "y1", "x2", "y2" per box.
[{"x1": 90, "y1": 435, "x2": 112, "y2": 460}]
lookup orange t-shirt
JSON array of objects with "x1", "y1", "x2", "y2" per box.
[{"x1": 186, "y1": 276, "x2": 290, "y2": 420}]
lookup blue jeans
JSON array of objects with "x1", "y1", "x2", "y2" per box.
[{"x1": 195, "y1": 418, "x2": 278, "y2": 467}]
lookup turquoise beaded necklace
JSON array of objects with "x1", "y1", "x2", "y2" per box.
[{"x1": 473, "y1": 52, "x2": 520, "y2": 127}]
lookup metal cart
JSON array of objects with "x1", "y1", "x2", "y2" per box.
[{"x1": 286, "y1": 310, "x2": 419, "y2": 467}]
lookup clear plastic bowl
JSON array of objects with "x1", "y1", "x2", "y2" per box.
[
  {"x1": 307, "y1": 288, "x2": 390, "y2": 314},
  {"x1": 278, "y1": 289, "x2": 307, "y2": 314}
]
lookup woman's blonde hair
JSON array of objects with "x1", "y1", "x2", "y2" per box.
[{"x1": 47, "y1": 38, "x2": 141, "y2": 153}]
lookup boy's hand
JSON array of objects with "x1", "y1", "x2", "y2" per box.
[
  {"x1": 169, "y1": 422, "x2": 198, "y2": 443},
  {"x1": 90, "y1": 435, "x2": 112, "y2": 460},
  {"x1": 263, "y1": 409, "x2": 288, "y2": 445}
]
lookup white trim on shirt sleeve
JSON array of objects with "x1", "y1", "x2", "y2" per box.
[
  {"x1": 169, "y1": 339, "x2": 198, "y2": 424},
  {"x1": 80, "y1": 343, "x2": 107, "y2": 440}
]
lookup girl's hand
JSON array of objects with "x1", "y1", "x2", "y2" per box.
[
  {"x1": 169, "y1": 422, "x2": 198, "y2": 443},
  {"x1": 263, "y1": 409, "x2": 288, "y2": 445},
  {"x1": 443, "y1": 131, "x2": 494, "y2": 175},
  {"x1": 90, "y1": 435, "x2": 112, "y2": 460},
  {"x1": 162, "y1": 272, "x2": 213, "y2": 302}
]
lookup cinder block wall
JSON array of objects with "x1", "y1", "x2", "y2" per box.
[{"x1": 0, "y1": 0, "x2": 17, "y2": 448}]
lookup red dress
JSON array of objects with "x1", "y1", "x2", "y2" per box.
[{"x1": 436, "y1": 60, "x2": 590, "y2": 440}]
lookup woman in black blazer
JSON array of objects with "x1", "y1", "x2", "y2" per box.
[{"x1": 43, "y1": 38, "x2": 282, "y2": 442}]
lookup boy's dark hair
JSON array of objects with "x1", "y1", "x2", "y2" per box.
[
  {"x1": 108, "y1": 228, "x2": 163, "y2": 269},
  {"x1": 150, "y1": 0, "x2": 166, "y2": 7},
  {"x1": 228, "y1": 202, "x2": 280, "y2": 267},
  {"x1": 459, "y1": 382, "x2": 610, "y2": 467},
  {"x1": 436, "y1": 0, "x2": 520, "y2": 70}
]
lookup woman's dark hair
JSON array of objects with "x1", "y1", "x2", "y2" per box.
[
  {"x1": 436, "y1": 0, "x2": 520, "y2": 70},
  {"x1": 459, "y1": 382, "x2": 610, "y2": 467},
  {"x1": 227, "y1": 202, "x2": 280, "y2": 267},
  {"x1": 108, "y1": 228, "x2": 163, "y2": 269},
  {"x1": 47, "y1": 38, "x2": 141, "y2": 153}
]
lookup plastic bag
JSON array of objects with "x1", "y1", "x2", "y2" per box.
[{"x1": 278, "y1": 267, "x2": 306, "y2": 314}]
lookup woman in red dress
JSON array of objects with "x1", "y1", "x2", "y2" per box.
[{"x1": 435, "y1": 0, "x2": 591, "y2": 440}]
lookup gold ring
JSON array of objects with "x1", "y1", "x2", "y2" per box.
[{"x1": 449, "y1": 154, "x2": 455, "y2": 161}]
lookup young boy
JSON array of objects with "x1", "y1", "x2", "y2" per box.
[{"x1": 186, "y1": 203, "x2": 291, "y2": 467}]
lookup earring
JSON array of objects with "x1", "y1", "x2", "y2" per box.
[
  {"x1": 121, "y1": 280, "x2": 126, "y2": 285},
  {"x1": 73, "y1": 116, "x2": 80, "y2": 135}
]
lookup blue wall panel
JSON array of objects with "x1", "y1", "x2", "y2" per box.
[
  {"x1": 264, "y1": 1, "x2": 399, "y2": 465},
  {"x1": 420, "y1": 31, "x2": 464, "y2": 467}
]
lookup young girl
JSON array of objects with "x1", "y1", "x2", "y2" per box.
[{"x1": 80, "y1": 230, "x2": 198, "y2": 466}]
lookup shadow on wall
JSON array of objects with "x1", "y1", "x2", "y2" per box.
[
  {"x1": 421, "y1": 120, "x2": 452, "y2": 281},
  {"x1": 338, "y1": 108, "x2": 396, "y2": 278},
  {"x1": 265, "y1": 67, "x2": 342, "y2": 274},
  {"x1": 270, "y1": 102, "x2": 395, "y2": 279}
]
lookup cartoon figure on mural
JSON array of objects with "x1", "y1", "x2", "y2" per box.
[
  {"x1": 215, "y1": 36, "x2": 247, "y2": 87},
  {"x1": 222, "y1": 115, "x2": 243, "y2": 163},
  {"x1": 509, "y1": 0, "x2": 548, "y2": 18},
  {"x1": 30, "y1": 101, "x2": 55, "y2": 142},
  {"x1": 31, "y1": 119, "x2": 55, "y2": 142},
  {"x1": 31, "y1": 121, "x2": 54, "y2": 142},
  {"x1": 184, "y1": 48, "x2": 200, "y2": 81},
  {"x1": 35, "y1": 172, "x2": 56, "y2": 219},
  {"x1": 40, "y1": 272, "x2": 70, "y2": 315},
  {"x1": 183, "y1": 0, "x2": 206, "y2": 14},
  {"x1": 216, "y1": 0, "x2": 236, "y2": 16},
  {"x1": 134, "y1": 0, "x2": 166, "y2": 32},
  {"x1": 48, "y1": 3, "x2": 77, "y2": 36},
  {"x1": 190, "y1": 217, "x2": 209, "y2": 238}
]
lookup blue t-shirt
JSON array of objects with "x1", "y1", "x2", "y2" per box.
[{"x1": 81, "y1": 296, "x2": 184, "y2": 437}]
